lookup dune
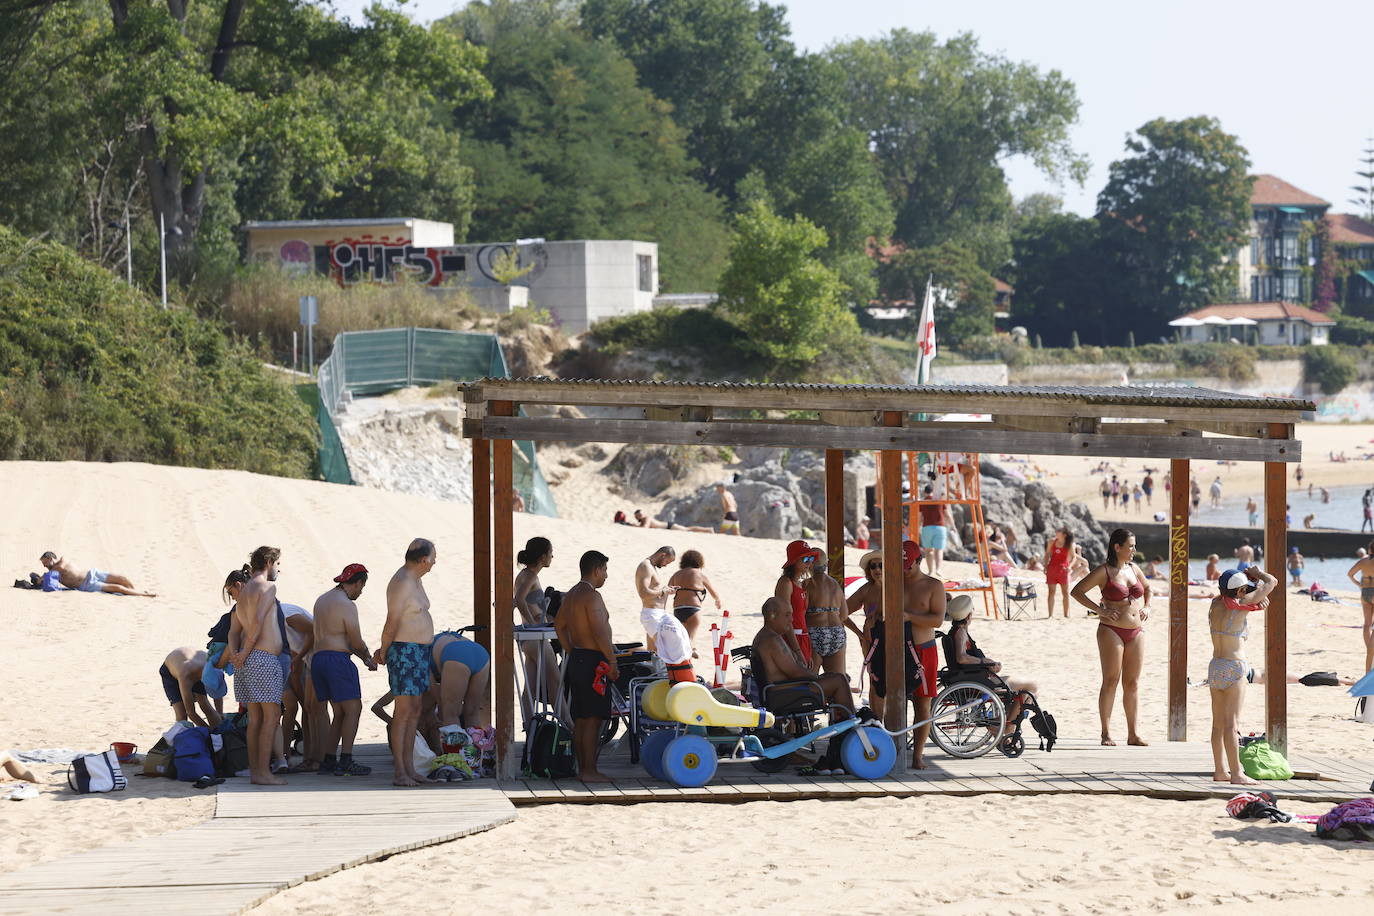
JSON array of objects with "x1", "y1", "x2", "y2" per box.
[{"x1": 3, "y1": 459, "x2": 1372, "y2": 907}]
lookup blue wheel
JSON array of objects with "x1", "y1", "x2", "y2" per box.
[
  {"x1": 640, "y1": 730, "x2": 674, "y2": 780},
  {"x1": 841, "y1": 727, "x2": 897, "y2": 780},
  {"x1": 662, "y1": 734, "x2": 718, "y2": 787}
]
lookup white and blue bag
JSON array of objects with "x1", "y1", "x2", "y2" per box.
[{"x1": 67, "y1": 750, "x2": 128, "y2": 794}]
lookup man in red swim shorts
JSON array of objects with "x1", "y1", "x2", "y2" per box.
[{"x1": 900, "y1": 539, "x2": 946, "y2": 769}]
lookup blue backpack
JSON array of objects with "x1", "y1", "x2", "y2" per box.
[{"x1": 172, "y1": 726, "x2": 215, "y2": 782}]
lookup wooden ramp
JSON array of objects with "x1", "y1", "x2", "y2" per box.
[
  {"x1": 500, "y1": 736, "x2": 1374, "y2": 805},
  {"x1": 0, "y1": 746, "x2": 515, "y2": 916}
]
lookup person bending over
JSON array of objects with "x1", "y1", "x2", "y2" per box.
[
  {"x1": 312, "y1": 563, "x2": 378, "y2": 776},
  {"x1": 158, "y1": 647, "x2": 222, "y2": 728},
  {"x1": 375, "y1": 539, "x2": 437, "y2": 787},
  {"x1": 556, "y1": 551, "x2": 619, "y2": 783},
  {"x1": 39, "y1": 551, "x2": 154, "y2": 597}
]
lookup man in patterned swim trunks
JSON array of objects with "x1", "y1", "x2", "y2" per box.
[
  {"x1": 39, "y1": 551, "x2": 155, "y2": 597},
  {"x1": 376, "y1": 539, "x2": 437, "y2": 787},
  {"x1": 229, "y1": 546, "x2": 287, "y2": 785}
]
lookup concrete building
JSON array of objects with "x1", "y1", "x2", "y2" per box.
[
  {"x1": 241, "y1": 218, "x2": 658, "y2": 333},
  {"x1": 1327, "y1": 213, "x2": 1374, "y2": 307},
  {"x1": 1171, "y1": 301, "x2": 1333, "y2": 346}
]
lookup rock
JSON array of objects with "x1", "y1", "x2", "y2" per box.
[
  {"x1": 559, "y1": 455, "x2": 584, "y2": 469},
  {"x1": 602, "y1": 444, "x2": 688, "y2": 497},
  {"x1": 443, "y1": 434, "x2": 462, "y2": 451},
  {"x1": 576, "y1": 442, "x2": 608, "y2": 461},
  {"x1": 660, "y1": 480, "x2": 801, "y2": 540}
]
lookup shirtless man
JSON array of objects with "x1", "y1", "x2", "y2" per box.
[
  {"x1": 554, "y1": 551, "x2": 619, "y2": 782},
  {"x1": 313, "y1": 563, "x2": 378, "y2": 777},
  {"x1": 716, "y1": 483, "x2": 741, "y2": 535},
  {"x1": 375, "y1": 539, "x2": 437, "y2": 787},
  {"x1": 228, "y1": 546, "x2": 286, "y2": 785},
  {"x1": 158, "y1": 647, "x2": 222, "y2": 728},
  {"x1": 898, "y1": 540, "x2": 945, "y2": 769},
  {"x1": 39, "y1": 551, "x2": 154, "y2": 597},
  {"x1": 751, "y1": 597, "x2": 854, "y2": 715},
  {"x1": 636, "y1": 545, "x2": 675, "y2": 647}
]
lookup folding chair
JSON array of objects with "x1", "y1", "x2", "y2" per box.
[{"x1": 1002, "y1": 577, "x2": 1037, "y2": 620}]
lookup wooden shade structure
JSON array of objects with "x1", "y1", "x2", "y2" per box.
[{"x1": 462, "y1": 378, "x2": 1313, "y2": 776}]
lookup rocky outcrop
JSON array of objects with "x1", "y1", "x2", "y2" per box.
[
  {"x1": 603, "y1": 444, "x2": 693, "y2": 497},
  {"x1": 658, "y1": 478, "x2": 801, "y2": 540},
  {"x1": 951, "y1": 463, "x2": 1110, "y2": 565},
  {"x1": 334, "y1": 400, "x2": 473, "y2": 503}
]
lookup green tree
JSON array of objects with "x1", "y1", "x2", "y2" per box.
[
  {"x1": 1009, "y1": 212, "x2": 1114, "y2": 346},
  {"x1": 716, "y1": 201, "x2": 853, "y2": 369},
  {"x1": 1096, "y1": 116, "x2": 1253, "y2": 334},
  {"x1": 1350, "y1": 138, "x2": 1374, "y2": 222},
  {"x1": 443, "y1": 0, "x2": 728, "y2": 290},
  {"x1": 827, "y1": 30, "x2": 1087, "y2": 261},
  {"x1": 876, "y1": 241, "x2": 995, "y2": 349}
]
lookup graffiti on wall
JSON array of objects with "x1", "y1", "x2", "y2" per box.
[{"x1": 275, "y1": 235, "x2": 550, "y2": 288}]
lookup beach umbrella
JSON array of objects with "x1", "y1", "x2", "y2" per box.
[
  {"x1": 1198, "y1": 315, "x2": 1231, "y2": 325},
  {"x1": 1224, "y1": 316, "x2": 1258, "y2": 325},
  {"x1": 1348, "y1": 668, "x2": 1374, "y2": 698},
  {"x1": 1167, "y1": 317, "x2": 1204, "y2": 326}
]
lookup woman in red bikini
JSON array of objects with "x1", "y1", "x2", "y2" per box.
[
  {"x1": 1043, "y1": 527, "x2": 1080, "y2": 618},
  {"x1": 1071, "y1": 528, "x2": 1151, "y2": 746}
]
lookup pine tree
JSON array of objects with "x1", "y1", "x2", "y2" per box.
[{"x1": 1350, "y1": 138, "x2": 1374, "y2": 222}]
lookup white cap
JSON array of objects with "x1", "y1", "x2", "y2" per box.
[
  {"x1": 947, "y1": 594, "x2": 974, "y2": 621},
  {"x1": 1220, "y1": 570, "x2": 1252, "y2": 595}
]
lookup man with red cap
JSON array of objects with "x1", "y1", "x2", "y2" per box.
[
  {"x1": 776, "y1": 540, "x2": 821, "y2": 666},
  {"x1": 901, "y1": 539, "x2": 945, "y2": 768},
  {"x1": 312, "y1": 563, "x2": 378, "y2": 776}
]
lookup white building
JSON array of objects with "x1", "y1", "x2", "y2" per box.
[
  {"x1": 242, "y1": 219, "x2": 658, "y2": 333},
  {"x1": 1171, "y1": 302, "x2": 1333, "y2": 346}
]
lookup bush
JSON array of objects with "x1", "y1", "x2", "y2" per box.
[
  {"x1": 590, "y1": 306, "x2": 745, "y2": 356},
  {"x1": 1332, "y1": 315, "x2": 1374, "y2": 346},
  {"x1": 0, "y1": 225, "x2": 318, "y2": 476},
  {"x1": 1303, "y1": 346, "x2": 1358, "y2": 394}
]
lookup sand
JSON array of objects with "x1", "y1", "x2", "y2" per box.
[{"x1": 3, "y1": 459, "x2": 1373, "y2": 909}]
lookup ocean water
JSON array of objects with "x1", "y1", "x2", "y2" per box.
[
  {"x1": 1110, "y1": 481, "x2": 1374, "y2": 532},
  {"x1": 1184, "y1": 556, "x2": 1363, "y2": 590}
]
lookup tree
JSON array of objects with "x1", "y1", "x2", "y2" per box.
[
  {"x1": 442, "y1": 0, "x2": 728, "y2": 290},
  {"x1": 716, "y1": 201, "x2": 853, "y2": 370},
  {"x1": 877, "y1": 242, "x2": 995, "y2": 349},
  {"x1": 827, "y1": 30, "x2": 1087, "y2": 261},
  {"x1": 1009, "y1": 212, "x2": 1114, "y2": 346},
  {"x1": 1350, "y1": 138, "x2": 1374, "y2": 222},
  {"x1": 1096, "y1": 116, "x2": 1253, "y2": 335}
]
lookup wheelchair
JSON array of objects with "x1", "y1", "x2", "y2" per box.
[{"x1": 932, "y1": 662, "x2": 1054, "y2": 759}]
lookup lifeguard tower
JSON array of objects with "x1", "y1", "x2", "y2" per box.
[{"x1": 904, "y1": 451, "x2": 1000, "y2": 618}]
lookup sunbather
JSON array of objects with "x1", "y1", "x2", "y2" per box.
[
  {"x1": 39, "y1": 551, "x2": 154, "y2": 596},
  {"x1": 1, "y1": 750, "x2": 37, "y2": 783}
]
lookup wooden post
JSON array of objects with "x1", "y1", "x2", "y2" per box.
[
  {"x1": 1263, "y1": 425, "x2": 1289, "y2": 755},
  {"x1": 880, "y1": 412, "x2": 907, "y2": 733},
  {"x1": 472, "y1": 437, "x2": 492, "y2": 653},
  {"x1": 825, "y1": 448, "x2": 845, "y2": 583},
  {"x1": 491, "y1": 401, "x2": 516, "y2": 778},
  {"x1": 1167, "y1": 458, "x2": 1189, "y2": 741}
]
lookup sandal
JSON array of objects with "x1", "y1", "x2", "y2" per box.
[{"x1": 335, "y1": 759, "x2": 372, "y2": 776}]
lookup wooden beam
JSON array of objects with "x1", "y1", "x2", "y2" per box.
[
  {"x1": 825, "y1": 449, "x2": 845, "y2": 584},
  {"x1": 995, "y1": 415, "x2": 1101, "y2": 434},
  {"x1": 1167, "y1": 419, "x2": 1274, "y2": 438},
  {"x1": 491, "y1": 401, "x2": 516, "y2": 779},
  {"x1": 1263, "y1": 428, "x2": 1288, "y2": 756},
  {"x1": 468, "y1": 380, "x2": 1311, "y2": 425},
  {"x1": 465, "y1": 416, "x2": 1301, "y2": 463},
  {"x1": 820, "y1": 410, "x2": 878, "y2": 427},
  {"x1": 880, "y1": 412, "x2": 907, "y2": 734},
  {"x1": 472, "y1": 437, "x2": 492, "y2": 654},
  {"x1": 1167, "y1": 459, "x2": 1189, "y2": 742}
]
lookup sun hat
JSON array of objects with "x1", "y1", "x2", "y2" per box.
[
  {"x1": 902, "y1": 539, "x2": 922, "y2": 570},
  {"x1": 783, "y1": 540, "x2": 817, "y2": 568},
  {"x1": 1219, "y1": 569, "x2": 1254, "y2": 597},
  {"x1": 859, "y1": 550, "x2": 883, "y2": 575},
  {"x1": 947, "y1": 594, "x2": 974, "y2": 621},
  {"x1": 333, "y1": 563, "x2": 368, "y2": 583}
]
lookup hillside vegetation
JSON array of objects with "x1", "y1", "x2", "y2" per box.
[{"x1": 0, "y1": 226, "x2": 317, "y2": 477}]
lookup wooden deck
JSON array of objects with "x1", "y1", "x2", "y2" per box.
[
  {"x1": 0, "y1": 746, "x2": 515, "y2": 916},
  {"x1": 499, "y1": 736, "x2": 1374, "y2": 805}
]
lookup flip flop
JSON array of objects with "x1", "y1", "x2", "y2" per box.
[{"x1": 192, "y1": 775, "x2": 226, "y2": 789}]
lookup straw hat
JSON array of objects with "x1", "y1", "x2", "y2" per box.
[
  {"x1": 859, "y1": 550, "x2": 883, "y2": 575},
  {"x1": 947, "y1": 594, "x2": 974, "y2": 621}
]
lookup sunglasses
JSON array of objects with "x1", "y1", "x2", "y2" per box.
[
  {"x1": 801, "y1": 556, "x2": 815, "y2": 564},
  {"x1": 869, "y1": 562, "x2": 883, "y2": 570}
]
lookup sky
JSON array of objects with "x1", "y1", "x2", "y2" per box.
[{"x1": 328, "y1": 0, "x2": 1374, "y2": 217}]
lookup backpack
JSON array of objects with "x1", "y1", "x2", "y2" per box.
[
  {"x1": 172, "y1": 726, "x2": 215, "y2": 782},
  {"x1": 213, "y1": 729, "x2": 249, "y2": 778},
  {"x1": 1239, "y1": 737, "x2": 1294, "y2": 781},
  {"x1": 1031, "y1": 708, "x2": 1058, "y2": 752},
  {"x1": 522, "y1": 712, "x2": 576, "y2": 779},
  {"x1": 68, "y1": 750, "x2": 127, "y2": 794}
]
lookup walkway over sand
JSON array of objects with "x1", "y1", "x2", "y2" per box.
[{"x1": 0, "y1": 746, "x2": 515, "y2": 916}]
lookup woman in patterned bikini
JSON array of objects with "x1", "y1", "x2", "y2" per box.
[{"x1": 1207, "y1": 566, "x2": 1275, "y2": 785}]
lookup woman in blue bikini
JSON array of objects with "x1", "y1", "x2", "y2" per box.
[{"x1": 1208, "y1": 566, "x2": 1275, "y2": 785}]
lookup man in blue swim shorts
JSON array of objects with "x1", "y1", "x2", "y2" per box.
[
  {"x1": 312, "y1": 564, "x2": 379, "y2": 776},
  {"x1": 375, "y1": 539, "x2": 437, "y2": 786},
  {"x1": 39, "y1": 551, "x2": 154, "y2": 597}
]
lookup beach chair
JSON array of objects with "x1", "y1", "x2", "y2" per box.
[{"x1": 1002, "y1": 577, "x2": 1037, "y2": 620}]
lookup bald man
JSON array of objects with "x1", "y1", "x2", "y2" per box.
[{"x1": 375, "y1": 538, "x2": 437, "y2": 787}]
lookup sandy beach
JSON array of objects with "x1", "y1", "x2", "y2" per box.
[{"x1": 3, "y1": 459, "x2": 1373, "y2": 910}]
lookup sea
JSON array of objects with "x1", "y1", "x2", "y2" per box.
[{"x1": 1178, "y1": 482, "x2": 1374, "y2": 533}]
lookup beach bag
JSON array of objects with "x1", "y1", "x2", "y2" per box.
[
  {"x1": 1239, "y1": 738, "x2": 1294, "y2": 781},
  {"x1": 142, "y1": 737, "x2": 177, "y2": 778},
  {"x1": 522, "y1": 712, "x2": 576, "y2": 778},
  {"x1": 214, "y1": 731, "x2": 249, "y2": 778},
  {"x1": 1031, "y1": 708, "x2": 1058, "y2": 752},
  {"x1": 1356, "y1": 696, "x2": 1374, "y2": 724},
  {"x1": 544, "y1": 587, "x2": 563, "y2": 620},
  {"x1": 172, "y1": 726, "x2": 215, "y2": 783},
  {"x1": 67, "y1": 750, "x2": 127, "y2": 794},
  {"x1": 412, "y1": 733, "x2": 437, "y2": 772}
]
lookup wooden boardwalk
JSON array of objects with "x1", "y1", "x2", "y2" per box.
[
  {"x1": 500, "y1": 736, "x2": 1374, "y2": 806},
  {"x1": 0, "y1": 746, "x2": 515, "y2": 916}
]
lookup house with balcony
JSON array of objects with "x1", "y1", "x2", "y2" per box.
[
  {"x1": 1237, "y1": 175, "x2": 1329, "y2": 303},
  {"x1": 1327, "y1": 212, "x2": 1374, "y2": 307},
  {"x1": 1169, "y1": 301, "x2": 1332, "y2": 346}
]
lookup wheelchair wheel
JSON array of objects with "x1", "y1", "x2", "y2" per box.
[
  {"x1": 998, "y1": 732, "x2": 1025, "y2": 758},
  {"x1": 840, "y1": 726, "x2": 897, "y2": 780},
  {"x1": 750, "y1": 726, "x2": 790, "y2": 773},
  {"x1": 640, "y1": 730, "x2": 674, "y2": 780},
  {"x1": 662, "y1": 734, "x2": 717, "y2": 787},
  {"x1": 930, "y1": 681, "x2": 1006, "y2": 759},
  {"x1": 599, "y1": 717, "x2": 619, "y2": 746}
]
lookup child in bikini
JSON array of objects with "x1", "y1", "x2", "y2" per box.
[{"x1": 1208, "y1": 566, "x2": 1276, "y2": 785}]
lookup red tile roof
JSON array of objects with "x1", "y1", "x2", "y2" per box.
[
  {"x1": 1180, "y1": 301, "x2": 1335, "y2": 325},
  {"x1": 1250, "y1": 174, "x2": 1329, "y2": 207},
  {"x1": 994, "y1": 278, "x2": 1013, "y2": 294},
  {"x1": 1326, "y1": 213, "x2": 1374, "y2": 245}
]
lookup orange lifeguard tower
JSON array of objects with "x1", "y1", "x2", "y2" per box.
[{"x1": 903, "y1": 451, "x2": 1000, "y2": 618}]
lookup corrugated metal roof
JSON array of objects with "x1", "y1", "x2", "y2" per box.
[{"x1": 472, "y1": 377, "x2": 1316, "y2": 412}]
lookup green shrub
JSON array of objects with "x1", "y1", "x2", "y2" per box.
[
  {"x1": 1303, "y1": 346, "x2": 1358, "y2": 394},
  {"x1": 1332, "y1": 315, "x2": 1374, "y2": 346},
  {"x1": 590, "y1": 306, "x2": 745, "y2": 356},
  {"x1": 0, "y1": 225, "x2": 317, "y2": 476}
]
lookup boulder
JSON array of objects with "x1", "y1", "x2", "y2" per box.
[
  {"x1": 602, "y1": 444, "x2": 688, "y2": 497},
  {"x1": 660, "y1": 480, "x2": 801, "y2": 540},
  {"x1": 946, "y1": 462, "x2": 1110, "y2": 566}
]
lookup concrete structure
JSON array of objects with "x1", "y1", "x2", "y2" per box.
[
  {"x1": 241, "y1": 218, "x2": 657, "y2": 333},
  {"x1": 1172, "y1": 301, "x2": 1333, "y2": 346}
]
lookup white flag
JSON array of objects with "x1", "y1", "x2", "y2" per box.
[{"x1": 916, "y1": 276, "x2": 937, "y2": 384}]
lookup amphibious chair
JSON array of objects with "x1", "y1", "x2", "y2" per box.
[
  {"x1": 730, "y1": 645, "x2": 841, "y2": 770},
  {"x1": 935, "y1": 629, "x2": 1056, "y2": 759}
]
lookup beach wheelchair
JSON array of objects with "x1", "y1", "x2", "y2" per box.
[{"x1": 635, "y1": 680, "x2": 898, "y2": 788}]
